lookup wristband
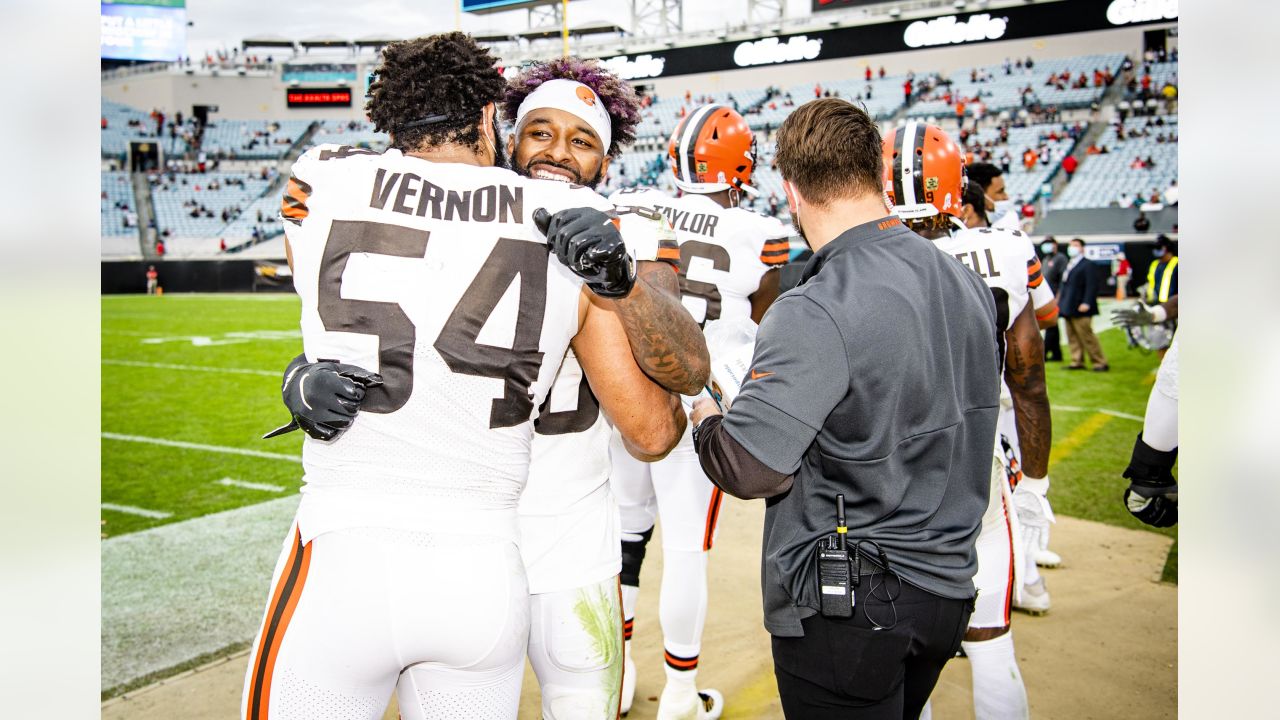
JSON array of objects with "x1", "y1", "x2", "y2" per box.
[{"x1": 1019, "y1": 475, "x2": 1049, "y2": 496}]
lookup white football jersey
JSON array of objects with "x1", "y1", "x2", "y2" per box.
[
  {"x1": 609, "y1": 187, "x2": 790, "y2": 327},
  {"x1": 935, "y1": 224, "x2": 1047, "y2": 465},
  {"x1": 282, "y1": 144, "x2": 610, "y2": 542}
]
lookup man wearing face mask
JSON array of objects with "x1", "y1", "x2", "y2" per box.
[
  {"x1": 1144, "y1": 236, "x2": 1178, "y2": 313},
  {"x1": 968, "y1": 162, "x2": 1019, "y2": 231},
  {"x1": 1040, "y1": 237, "x2": 1069, "y2": 362},
  {"x1": 1058, "y1": 238, "x2": 1110, "y2": 371}
]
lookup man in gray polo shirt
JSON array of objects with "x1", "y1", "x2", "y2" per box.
[{"x1": 690, "y1": 98, "x2": 1000, "y2": 718}]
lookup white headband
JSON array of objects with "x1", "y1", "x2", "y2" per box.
[{"x1": 514, "y1": 79, "x2": 612, "y2": 152}]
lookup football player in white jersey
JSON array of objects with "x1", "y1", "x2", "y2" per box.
[
  {"x1": 271, "y1": 56, "x2": 711, "y2": 720},
  {"x1": 883, "y1": 122, "x2": 1052, "y2": 720},
  {"x1": 244, "y1": 34, "x2": 693, "y2": 720},
  {"x1": 958, "y1": 179, "x2": 1062, "y2": 615},
  {"x1": 607, "y1": 104, "x2": 792, "y2": 720},
  {"x1": 495, "y1": 59, "x2": 711, "y2": 720}
]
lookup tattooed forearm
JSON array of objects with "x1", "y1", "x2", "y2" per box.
[
  {"x1": 609, "y1": 262, "x2": 710, "y2": 395},
  {"x1": 1008, "y1": 363, "x2": 1051, "y2": 478},
  {"x1": 1004, "y1": 316, "x2": 1052, "y2": 478}
]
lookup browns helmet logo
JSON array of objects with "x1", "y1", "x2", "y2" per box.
[{"x1": 576, "y1": 86, "x2": 597, "y2": 107}]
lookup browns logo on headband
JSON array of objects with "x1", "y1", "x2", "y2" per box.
[{"x1": 515, "y1": 79, "x2": 613, "y2": 151}]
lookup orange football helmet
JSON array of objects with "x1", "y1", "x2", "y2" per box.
[
  {"x1": 667, "y1": 104, "x2": 757, "y2": 195},
  {"x1": 881, "y1": 121, "x2": 968, "y2": 223}
]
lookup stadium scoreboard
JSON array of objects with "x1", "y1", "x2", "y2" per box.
[
  {"x1": 461, "y1": 0, "x2": 566, "y2": 15},
  {"x1": 286, "y1": 88, "x2": 354, "y2": 108},
  {"x1": 101, "y1": 0, "x2": 187, "y2": 62}
]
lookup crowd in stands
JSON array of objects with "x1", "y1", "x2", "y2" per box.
[
  {"x1": 201, "y1": 119, "x2": 313, "y2": 160},
  {"x1": 102, "y1": 48, "x2": 1179, "y2": 258},
  {"x1": 1052, "y1": 114, "x2": 1178, "y2": 211},
  {"x1": 101, "y1": 101, "x2": 199, "y2": 160}
]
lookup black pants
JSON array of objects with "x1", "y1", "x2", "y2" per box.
[
  {"x1": 771, "y1": 576, "x2": 972, "y2": 719},
  {"x1": 1044, "y1": 324, "x2": 1062, "y2": 361}
]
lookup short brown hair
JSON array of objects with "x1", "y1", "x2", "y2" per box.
[{"x1": 774, "y1": 98, "x2": 882, "y2": 206}]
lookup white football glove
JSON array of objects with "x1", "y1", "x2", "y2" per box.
[{"x1": 1013, "y1": 476, "x2": 1055, "y2": 553}]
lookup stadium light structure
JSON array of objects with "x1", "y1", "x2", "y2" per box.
[
  {"x1": 888, "y1": 7, "x2": 902, "y2": 18},
  {"x1": 953, "y1": 0, "x2": 967, "y2": 9}
]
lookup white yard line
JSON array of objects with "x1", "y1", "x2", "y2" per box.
[
  {"x1": 1098, "y1": 408, "x2": 1145, "y2": 422},
  {"x1": 1054, "y1": 405, "x2": 1144, "y2": 422},
  {"x1": 102, "y1": 433, "x2": 302, "y2": 462},
  {"x1": 217, "y1": 477, "x2": 287, "y2": 493},
  {"x1": 101, "y1": 503, "x2": 173, "y2": 519},
  {"x1": 102, "y1": 359, "x2": 279, "y2": 377}
]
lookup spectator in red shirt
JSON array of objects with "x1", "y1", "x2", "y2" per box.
[
  {"x1": 903, "y1": 79, "x2": 913, "y2": 103},
  {"x1": 219, "y1": 237, "x2": 227, "y2": 252},
  {"x1": 879, "y1": 65, "x2": 886, "y2": 78},
  {"x1": 155, "y1": 239, "x2": 166, "y2": 257},
  {"x1": 865, "y1": 66, "x2": 872, "y2": 81},
  {"x1": 145, "y1": 265, "x2": 159, "y2": 295},
  {"x1": 1062, "y1": 154, "x2": 1078, "y2": 178}
]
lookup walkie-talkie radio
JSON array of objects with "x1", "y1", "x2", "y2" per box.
[{"x1": 816, "y1": 494, "x2": 853, "y2": 618}]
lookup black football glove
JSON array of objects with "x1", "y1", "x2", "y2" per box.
[
  {"x1": 1111, "y1": 302, "x2": 1156, "y2": 328},
  {"x1": 264, "y1": 354, "x2": 383, "y2": 442},
  {"x1": 534, "y1": 206, "x2": 636, "y2": 298},
  {"x1": 1122, "y1": 432, "x2": 1178, "y2": 527}
]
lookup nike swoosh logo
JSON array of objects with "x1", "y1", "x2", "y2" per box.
[{"x1": 750, "y1": 369, "x2": 773, "y2": 380}]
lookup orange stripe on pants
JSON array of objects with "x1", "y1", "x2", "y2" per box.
[
  {"x1": 702, "y1": 487, "x2": 724, "y2": 551},
  {"x1": 246, "y1": 528, "x2": 313, "y2": 720}
]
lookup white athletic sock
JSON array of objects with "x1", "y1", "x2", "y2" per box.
[
  {"x1": 962, "y1": 633, "x2": 1029, "y2": 720},
  {"x1": 658, "y1": 549, "x2": 709, "y2": 678}
]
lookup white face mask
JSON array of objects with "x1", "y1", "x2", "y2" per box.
[
  {"x1": 1040, "y1": 242, "x2": 1054, "y2": 254},
  {"x1": 993, "y1": 199, "x2": 1017, "y2": 217},
  {"x1": 1067, "y1": 245, "x2": 1081, "y2": 258}
]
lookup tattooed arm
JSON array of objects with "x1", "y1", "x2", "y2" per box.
[
  {"x1": 605, "y1": 261, "x2": 710, "y2": 396},
  {"x1": 1005, "y1": 302, "x2": 1052, "y2": 477}
]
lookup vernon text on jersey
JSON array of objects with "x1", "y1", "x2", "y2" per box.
[{"x1": 369, "y1": 168, "x2": 524, "y2": 223}]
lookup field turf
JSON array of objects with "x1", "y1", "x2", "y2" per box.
[{"x1": 101, "y1": 294, "x2": 1176, "y2": 580}]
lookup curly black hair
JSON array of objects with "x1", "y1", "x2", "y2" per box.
[
  {"x1": 366, "y1": 32, "x2": 507, "y2": 153},
  {"x1": 502, "y1": 57, "x2": 642, "y2": 158}
]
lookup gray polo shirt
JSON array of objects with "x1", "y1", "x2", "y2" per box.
[{"x1": 721, "y1": 216, "x2": 1000, "y2": 637}]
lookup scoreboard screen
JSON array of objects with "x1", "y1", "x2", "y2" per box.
[
  {"x1": 462, "y1": 0, "x2": 561, "y2": 16},
  {"x1": 101, "y1": 0, "x2": 187, "y2": 62},
  {"x1": 286, "y1": 88, "x2": 354, "y2": 108}
]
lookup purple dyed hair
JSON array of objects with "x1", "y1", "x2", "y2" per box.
[{"x1": 503, "y1": 57, "x2": 642, "y2": 158}]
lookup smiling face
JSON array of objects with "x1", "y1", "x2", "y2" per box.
[{"x1": 509, "y1": 107, "x2": 610, "y2": 188}]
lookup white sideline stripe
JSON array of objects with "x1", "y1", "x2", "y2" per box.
[
  {"x1": 101, "y1": 503, "x2": 172, "y2": 519},
  {"x1": 103, "y1": 359, "x2": 278, "y2": 377},
  {"x1": 1098, "y1": 408, "x2": 1145, "y2": 422},
  {"x1": 102, "y1": 433, "x2": 302, "y2": 462},
  {"x1": 1054, "y1": 405, "x2": 1143, "y2": 422},
  {"x1": 217, "y1": 477, "x2": 286, "y2": 493}
]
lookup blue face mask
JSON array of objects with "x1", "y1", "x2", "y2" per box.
[
  {"x1": 1040, "y1": 242, "x2": 1054, "y2": 254},
  {"x1": 1153, "y1": 248, "x2": 1166, "y2": 259},
  {"x1": 1067, "y1": 245, "x2": 1081, "y2": 258}
]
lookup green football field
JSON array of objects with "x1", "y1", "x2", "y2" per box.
[{"x1": 101, "y1": 294, "x2": 1176, "y2": 580}]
